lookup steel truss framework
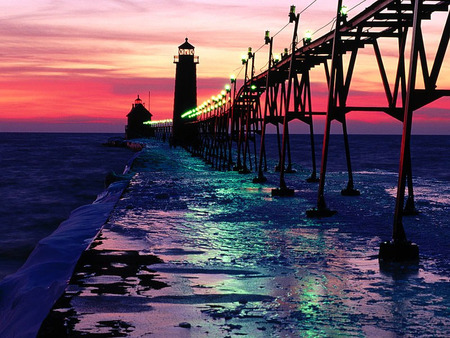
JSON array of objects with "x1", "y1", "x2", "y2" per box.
[{"x1": 157, "y1": 0, "x2": 449, "y2": 259}]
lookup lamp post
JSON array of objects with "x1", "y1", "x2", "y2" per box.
[
  {"x1": 240, "y1": 47, "x2": 256, "y2": 174},
  {"x1": 234, "y1": 52, "x2": 251, "y2": 171},
  {"x1": 307, "y1": 0, "x2": 347, "y2": 215},
  {"x1": 228, "y1": 75, "x2": 237, "y2": 170},
  {"x1": 272, "y1": 6, "x2": 300, "y2": 196},
  {"x1": 253, "y1": 30, "x2": 274, "y2": 183}
]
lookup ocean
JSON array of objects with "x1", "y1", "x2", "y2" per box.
[
  {"x1": 0, "y1": 133, "x2": 134, "y2": 281},
  {"x1": 1, "y1": 133, "x2": 449, "y2": 282},
  {"x1": 0, "y1": 133, "x2": 449, "y2": 336}
]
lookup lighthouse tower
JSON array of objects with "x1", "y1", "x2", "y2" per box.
[{"x1": 172, "y1": 38, "x2": 199, "y2": 145}]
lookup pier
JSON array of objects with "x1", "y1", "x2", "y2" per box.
[
  {"x1": 37, "y1": 139, "x2": 450, "y2": 336},
  {"x1": 153, "y1": 0, "x2": 450, "y2": 261}
]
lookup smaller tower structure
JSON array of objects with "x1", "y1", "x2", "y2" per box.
[
  {"x1": 125, "y1": 95, "x2": 152, "y2": 139},
  {"x1": 173, "y1": 38, "x2": 199, "y2": 145}
]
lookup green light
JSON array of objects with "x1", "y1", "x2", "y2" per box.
[
  {"x1": 289, "y1": 5, "x2": 296, "y2": 23},
  {"x1": 181, "y1": 110, "x2": 191, "y2": 118},
  {"x1": 143, "y1": 118, "x2": 173, "y2": 125},
  {"x1": 340, "y1": 5, "x2": 348, "y2": 17},
  {"x1": 304, "y1": 30, "x2": 312, "y2": 45},
  {"x1": 305, "y1": 30, "x2": 312, "y2": 40},
  {"x1": 251, "y1": 84, "x2": 257, "y2": 91},
  {"x1": 265, "y1": 30, "x2": 271, "y2": 44}
]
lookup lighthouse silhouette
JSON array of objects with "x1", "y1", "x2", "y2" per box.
[{"x1": 172, "y1": 38, "x2": 199, "y2": 146}]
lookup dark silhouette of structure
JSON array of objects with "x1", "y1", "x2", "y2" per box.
[
  {"x1": 172, "y1": 38, "x2": 199, "y2": 145},
  {"x1": 147, "y1": 1, "x2": 450, "y2": 262},
  {"x1": 126, "y1": 95, "x2": 152, "y2": 139}
]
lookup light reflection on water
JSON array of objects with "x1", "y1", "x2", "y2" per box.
[
  {"x1": 93, "y1": 139, "x2": 449, "y2": 336},
  {"x1": 386, "y1": 184, "x2": 450, "y2": 205}
]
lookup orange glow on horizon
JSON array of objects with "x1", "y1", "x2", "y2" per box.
[{"x1": 0, "y1": 0, "x2": 448, "y2": 133}]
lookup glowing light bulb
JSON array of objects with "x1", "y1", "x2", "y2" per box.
[
  {"x1": 265, "y1": 30, "x2": 271, "y2": 44},
  {"x1": 289, "y1": 5, "x2": 296, "y2": 22},
  {"x1": 305, "y1": 30, "x2": 312, "y2": 40}
]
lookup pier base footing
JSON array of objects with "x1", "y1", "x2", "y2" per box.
[
  {"x1": 341, "y1": 188, "x2": 360, "y2": 196},
  {"x1": 306, "y1": 175, "x2": 319, "y2": 183},
  {"x1": 271, "y1": 187, "x2": 295, "y2": 197},
  {"x1": 403, "y1": 196, "x2": 419, "y2": 216},
  {"x1": 306, "y1": 207, "x2": 337, "y2": 218},
  {"x1": 239, "y1": 168, "x2": 251, "y2": 174},
  {"x1": 253, "y1": 175, "x2": 267, "y2": 183},
  {"x1": 378, "y1": 241, "x2": 419, "y2": 262},
  {"x1": 232, "y1": 165, "x2": 242, "y2": 172}
]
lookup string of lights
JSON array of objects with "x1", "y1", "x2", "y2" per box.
[{"x1": 181, "y1": 1, "x2": 369, "y2": 121}]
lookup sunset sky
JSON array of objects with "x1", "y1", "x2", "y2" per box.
[{"x1": 0, "y1": 0, "x2": 448, "y2": 134}]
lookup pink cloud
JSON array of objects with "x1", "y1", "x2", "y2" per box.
[{"x1": 0, "y1": 0, "x2": 447, "y2": 133}]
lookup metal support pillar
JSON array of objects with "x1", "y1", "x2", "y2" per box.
[
  {"x1": 305, "y1": 70, "x2": 319, "y2": 183},
  {"x1": 234, "y1": 58, "x2": 250, "y2": 171},
  {"x1": 272, "y1": 11, "x2": 299, "y2": 197},
  {"x1": 306, "y1": 0, "x2": 344, "y2": 216},
  {"x1": 240, "y1": 51, "x2": 255, "y2": 174},
  {"x1": 254, "y1": 37, "x2": 273, "y2": 182},
  {"x1": 306, "y1": 117, "x2": 319, "y2": 182},
  {"x1": 228, "y1": 78, "x2": 237, "y2": 170},
  {"x1": 341, "y1": 117, "x2": 360, "y2": 196},
  {"x1": 379, "y1": 0, "x2": 422, "y2": 262}
]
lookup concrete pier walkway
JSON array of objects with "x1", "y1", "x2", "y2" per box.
[
  {"x1": 39, "y1": 142, "x2": 286, "y2": 336},
  {"x1": 33, "y1": 139, "x2": 450, "y2": 337}
]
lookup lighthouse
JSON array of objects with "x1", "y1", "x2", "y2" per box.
[
  {"x1": 172, "y1": 38, "x2": 199, "y2": 145},
  {"x1": 125, "y1": 95, "x2": 152, "y2": 139}
]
